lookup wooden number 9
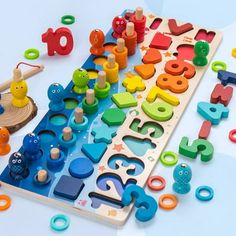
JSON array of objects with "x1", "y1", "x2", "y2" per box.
[{"x1": 156, "y1": 73, "x2": 188, "y2": 93}]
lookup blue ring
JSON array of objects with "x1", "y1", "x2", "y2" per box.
[
  {"x1": 50, "y1": 214, "x2": 70, "y2": 232},
  {"x1": 195, "y1": 186, "x2": 214, "y2": 201}
]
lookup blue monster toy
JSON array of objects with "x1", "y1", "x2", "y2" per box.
[
  {"x1": 23, "y1": 133, "x2": 42, "y2": 161},
  {"x1": 48, "y1": 83, "x2": 65, "y2": 112},
  {"x1": 173, "y1": 163, "x2": 192, "y2": 194},
  {"x1": 8, "y1": 152, "x2": 29, "y2": 180}
]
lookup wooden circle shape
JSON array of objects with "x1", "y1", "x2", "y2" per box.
[
  {"x1": 0, "y1": 93, "x2": 37, "y2": 134},
  {"x1": 147, "y1": 176, "x2": 166, "y2": 191},
  {"x1": 159, "y1": 194, "x2": 178, "y2": 210}
]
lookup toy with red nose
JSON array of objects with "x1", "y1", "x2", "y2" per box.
[{"x1": 112, "y1": 16, "x2": 127, "y2": 39}]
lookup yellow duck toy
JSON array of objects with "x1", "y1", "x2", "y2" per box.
[{"x1": 10, "y1": 68, "x2": 29, "y2": 108}]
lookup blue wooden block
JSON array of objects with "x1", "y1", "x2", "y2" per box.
[
  {"x1": 197, "y1": 102, "x2": 229, "y2": 125},
  {"x1": 91, "y1": 123, "x2": 117, "y2": 144},
  {"x1": 218, "y1": 70, "x2": 236, "y2": 86},
  {"x1": 122, "y1": 185, "x2": 158, "y2": 222},
  {"x1": 54, "y1": 175, "x2": 84, "y2": 200},
  {"x1": 81, "y1": 143, "x2": 107, "y2": 163},
  {"x1": 69, "y1": 157, "x2": 94, "y2": 178}
]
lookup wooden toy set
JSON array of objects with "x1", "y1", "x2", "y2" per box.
[{"x1": 0, "y1": 8, "x2": 224, "y2": 225}]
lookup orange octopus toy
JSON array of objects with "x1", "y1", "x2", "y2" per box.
[{"x1": 0, "y1": 127, "x2": 11, "y2": 156}]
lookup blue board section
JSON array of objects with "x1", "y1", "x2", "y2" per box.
[{"x1": 0, "y1": 10, "x2": 142, "y2": 200}]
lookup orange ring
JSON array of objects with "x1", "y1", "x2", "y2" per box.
[
  {"x1": 159, "y1": 194, "x2": 178, "y2": 210},
  {"x1": 147, "y1": 176, "x2": 166, "y2": 191},
  {"x1": 0, "y1": 194, "x2": 11, "y2": 211}
]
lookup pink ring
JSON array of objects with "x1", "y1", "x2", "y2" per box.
[{"x1": 229, "y1": 129, "x2": 236, "y2": 143}]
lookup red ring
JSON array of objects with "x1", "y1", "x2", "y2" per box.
[
  {"x1": 229, "y1": 129, "x2": 236, "y2": 143},
  {"x1": 147, "y1": 175, "x2": 166, "y2": 191}
]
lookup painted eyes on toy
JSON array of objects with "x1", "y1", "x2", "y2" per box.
[
  {"x1": 179, "y1": 171, "x2": 183, "y2": 175},
  {"x1": 21, "y1": 86, "x2": 23, "y2": 89},
  {"x1": 184, "y1": 171, "x2": 188, "y2": 175},
  {"x1": 12, "y1": 159, "x2": 16, "y2": 164},
  {"x1": 15, "y1": 87, "x2": 19, "y2": 89},
  {"x1": 18, "y1": 159, "x2": 22, "y2": 164},
  {"x1": 57, "y1": 89, "x2": 60, "y2": 93},
  {"x1": 52, "y1": 90, "x2": 56, "y2": 93},
  {"x1": 33, "y1": 140, "x2": 38, "y2": 143}
]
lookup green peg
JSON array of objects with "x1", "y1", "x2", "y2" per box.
[
  {"x1": 72, "y1": 68, "x2": 89, "y2": 94},
  {"x1": 193, "y1": 41, "x2": 209, "y2": 67}
]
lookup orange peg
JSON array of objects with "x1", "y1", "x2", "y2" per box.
[{"x1": 112, "y1": 38, "x2": 128, "y2": 69}]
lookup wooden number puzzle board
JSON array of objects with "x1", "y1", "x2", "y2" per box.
[{"x1": 0, "y1": 10, "x2": 222, "y2": 225}]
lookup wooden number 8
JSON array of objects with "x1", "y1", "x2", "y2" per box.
[{"x1": 156, "y1": 73, "x2": 188, "y2": 93}]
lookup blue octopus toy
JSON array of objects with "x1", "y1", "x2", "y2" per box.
[
  {"x1": 48, "y1": 83, "x2": 65, "y2": 112},
  {"x1": 173, "y1": 163, "x2": 192, "y2": 194}
]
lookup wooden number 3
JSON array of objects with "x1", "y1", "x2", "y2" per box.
[{"x1": 122, "y1": 185, "x2": 158, "y2": 222}]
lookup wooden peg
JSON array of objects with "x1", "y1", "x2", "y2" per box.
[
  {"x1": 98, "y1": 71, "x2": 106, "y2": 89},
  {"x1": 50, "y1": 148, "x2": 60, "y2": 160},
  {"x1": 117, "y1": 38, "x2": 125, "y2": 53},
  {"x1": 107, "y1": 54, "x2": 116, "y2": 68},
  {"x1": 37, "y1": 169, "x2": 48, "y2": 183},
  {"x1": 74, "y1": 107, "x2": 84, "y2": 124},
  {"x1": 86, "y1": 89, "x2": 95, "y2": 105},
  {"x1": 13, "y1": 68, "x2": 23, "y2": 82},
  {"x1": 63, "y1": 127, "x2": 72, "y2": 141},
  {"x1": 135, "y1": 7, "x2": 143, "y2": 20},
  {"x1": 126, "y1": 22, "x2": 134, "y2": 37}
]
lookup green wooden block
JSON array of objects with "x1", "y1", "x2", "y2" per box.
[{"x1": 112, "y1": 92, "x2": 137, "y2": 108}]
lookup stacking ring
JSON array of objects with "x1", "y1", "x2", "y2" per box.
[
  {"x1": 160, "y1": 151, "x2": 178, "y2": 166},
  {"x1": 211, "y1": 61, "x2": 227, "y2": 72},
  {"x1": 147, "y1": 176, "x2": 166, "y2": 191},
  {"x1": 24, "y1": 48, "x2": 40, "y2": 60},
  {"x1": 0, "y1": 194, "x2": 11, "y2": 211},
  {"x1": 61, "y1": 15, "x2": 75, "y2": 25},
  {"x1": 195, "y1": 186, "x2": 214, "y2": 201},
  {"x1": 159, "y1": 194, "x2": 178, "y2": 210},
  {"x1": 50, "y1": 214, "x2": 70, "y2": 232}
]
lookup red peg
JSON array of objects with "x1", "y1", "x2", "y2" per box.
[
  {"x1": 42, "y1": 27, "x2": 74, "y2": 56},
  {"x1": 112, "y1": 16, "x2": 127, "y2": 39},
  {"x1": 89, "y1": 29, "x2": 105, "y2": 56}
]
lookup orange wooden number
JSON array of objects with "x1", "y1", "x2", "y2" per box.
[
  {"x1": 156, "y1": 73, "x2": 188, "y2": 93},
  {"x1": 165, "y1": 59, "x2": 196, "y2": 79}
]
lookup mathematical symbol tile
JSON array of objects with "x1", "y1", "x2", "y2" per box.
[
  {"x1": 102, "y1": 108, "x2": 126, "y2": 126},
  {"x1": 112, "y1": 92, "x2": 137, "y2": 108},
  {"x1": 81, "y1": 143, "x2": 107, "y2": 163},
  {"x1": 53, "y1": 175, "x2": 84, "y2": 200},
  {"x1": 92, "y1": 123, "x2": 117, "y2": 144},
  {"x1": 69, "y1": 157, "x2": 94, "y2": 178},
  {"x1": 122, "y1": 75, "x2": 146, "y2": 93}
]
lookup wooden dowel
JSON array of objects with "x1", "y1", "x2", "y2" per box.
[
  {"x1": 97, "y1": 71, "x2": 106, "y2": 89},
  {"x1": 117, "y1": 38, "x2": 125, "y2": 53},
  {"x1": 86, "y1": 89, "x2": 95, "y2": 105},
  {"x1": 13, "y1": 68, "x2": 23, "y2": 82},
  {"x1": 50, "y1": 148, "x2": 60, "y2": 160},
  {"x1": 135, "y1": 7, "x2": 143, "y2": 20},
  {"x1": 37, "y1": 169, "x2": 48, "y2": 182},
  {"x1": 74, "y1": 107, "x2": 84, "y2": 124},
  {"x1": 0, "y1": 64, "x2": 44, "y2": 92},
  {"x1": 63, "y1": 127, "x2": 72, "y2": 141},
  {"x1": 107, "y1": 54, "x2": 116, "y2": 68},
  {"x1": 126, "y1": 22, "x2": 134, "y2": 37}
]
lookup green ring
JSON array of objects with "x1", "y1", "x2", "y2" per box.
[
  {"x1": 160, "y1": 151, "x2": 178, "y2": 166},
  {"x1": 24, "y1": 48, "x2": 40, "y2": 60},
  {"x1": 211, "y1": 61, "x2": 227, "y2": 72},
  {"x1": 50, "y1": 214, "x2": 70, "y2": 232},
  {"x1": 61, "y1": 15, "x2": 75, "y2": 25}
]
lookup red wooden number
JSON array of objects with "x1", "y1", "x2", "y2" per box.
[{"x1": 42, "y1": 27, "x2": 74, "y2": 56}]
